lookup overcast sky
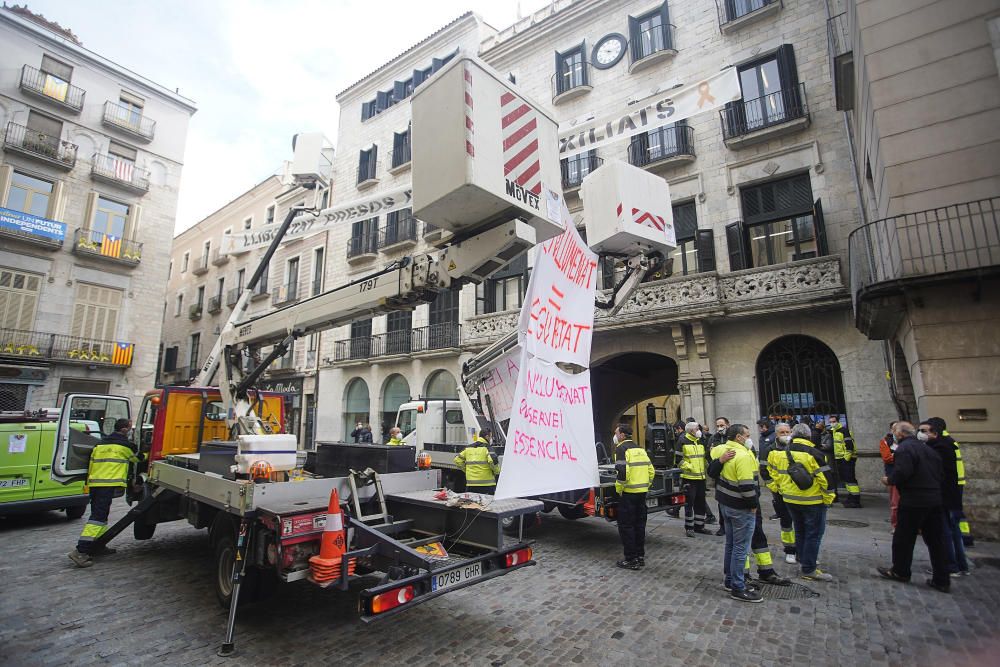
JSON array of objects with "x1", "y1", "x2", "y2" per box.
[{"x1": 23, "y1": 0, "x2": 548, "y2": 234}]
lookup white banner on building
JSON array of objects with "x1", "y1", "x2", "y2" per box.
[
  {"x1": 220, "y1": 184, "x2": 413, "y2": 254},
  {"x1": 517, "y1": 207, "x2": 599, "y2": 367},
  {"x1": 494, "y1": 357, "x2": 599, "y2": 499},
  {"x1": 557, "y1": 67, "x2": 742, "y2": 159},
  {"x1": 476, "y1": 346, "x2": 521, "y2": 424}
]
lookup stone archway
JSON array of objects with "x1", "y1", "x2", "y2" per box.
[
  {"x1": 342, "y1": 377, "x2": 370, "y2": 440},
  {"x1": 755, "y1": 334, "x2": 846, "y2": 422},
  {"x1": 380, "y1": 373, "x2": 410, "y2": 440},
  {"x1": 591, "y1": 352, "x2": 679, "y2": 449}
]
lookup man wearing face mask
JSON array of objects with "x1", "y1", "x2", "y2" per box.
[
  {"x1": 919, "y1": 421, "x2": 969, "y2": 577},
  {"x1": 830, "y1": 415, "x2": 861, "y2": 507},
  {"x1": 879, "y1": 422, "x2": 899, "y2": 532},
  {"x1": 710, "y1": 417, "x2": 730, "y2": 535},
  {"x1": 613, "y1": 424, "x2": 655, "y2": 570},
  {"x1": 678, "y1": 421, "x2": 712, "y2": 537},
  {"x1": 767, "y1": 422, "x2": 798, "y2": 563},
  {"x1": 878, "y1": 421, "x2": 951, "y2": 592}
]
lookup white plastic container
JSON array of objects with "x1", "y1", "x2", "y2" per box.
[
  {"x1": 580, "y1": 159, "x2": 677, "y2": 255},
  {"x1": 233, "y1": 433, "x2": 298, "y2": 474},
  {"x1": 411, "y1": 55, "x2": 564, "y2": 243}
]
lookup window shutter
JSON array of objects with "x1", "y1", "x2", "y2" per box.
[
  {"x1": 413, "y1": 68, "x2": 426, "y2": 87},
  {"x1": 0, "y1": 165, "x2": 11, "y2": 207},
  {"x1": 579, "y1": 41, "x2": 589, "y2": 85},
  {"x1": 41, "y1": 55, "x2": 72, "y2": 81},
  {"x1": 672, "y1": 202, "x2": 698, "y2": 241},
  {"x1": 375, "y1": 90, "x2": 389, "y2": 113},
  {"x1": 724, "y1": 0, "x2": 737, "y2": 21},
  {"x1": 627, "y1": 15, "x2": 642, "y2": 62},
  {"x1": 726, "y1": 221, "x2": 749, "y2": 271},
  {"x1": 696, "y1": 230, "x2": 717, "y2": 272},
  {"x1": 723, "y1": 99, "x2": 745, "y2": 138},
  {"x1": 776, "y1": 44, "x2": 802, "y2": 113},
  {"x1": 431, "y1": 57, "x2": 445, "y2": 74},
  {"x1": 393, "y1": 80, "x2": 406, "y2": 101},
  {"x1": 164, "y1": 346, "x2": 178, "y2": 371},
  {"x1": 813, "y1": 199, "x2": 828, "y2": 256},
  {"x1": 127, "y1": 203, "x2": 142, "y2": 240},
  {"x1": 369, "y1": 144, "x2": 378, "y2": 168},
  {"x1": 83, "y1": 192, "x2": 98, "y2": 230}
]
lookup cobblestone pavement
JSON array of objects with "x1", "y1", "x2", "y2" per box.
[{"x1": 2, "y1": 493, "x2": 999, "y2": 666}]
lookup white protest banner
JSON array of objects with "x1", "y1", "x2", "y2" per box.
[
  {"x1": 494, "y1": 357, "x2": 598, "y2": 499},
  {"x1": 558, "y1": 67, "x2": 741, "y2": 159},
  {"x1": 476, "y1": 346, "x2": 520, "y2": 423},
  {"x1": 220, "y1": 184, "x2": 412, "y2": 254},
  {"x1": 517, "y1": 205, "x2": 599, "y2": 367}
]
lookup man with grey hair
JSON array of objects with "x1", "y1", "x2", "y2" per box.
[
  {"x1": 877, "y1": 421, "x2": 951, "y2": 592},
  {"x1": 766, "y1": 422, "x2": 797, "y2": 563},
  {"x1": 771, "y1": 422, "x2": 835, "y2": 582}
]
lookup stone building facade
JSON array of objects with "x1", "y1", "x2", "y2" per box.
[
  {"x1": 314, "y1": 0, "x2": 899, "y2": 503},
  {"x1": 0, "y1": 7, "x2": 196, "y2": 410},
  {"x1": 839, "y1": 0, "x2": 1000, "y2": 535}
]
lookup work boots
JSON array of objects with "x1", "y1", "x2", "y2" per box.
[{"x1": 68, "y1": 550, "x2": 93, "y2": 568}]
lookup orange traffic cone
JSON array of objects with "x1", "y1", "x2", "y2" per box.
[{"x1": 309, "y1": 488, "x2": 355, "y2": 584}]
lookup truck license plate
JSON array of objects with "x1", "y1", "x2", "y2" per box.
[
  {"x1": 431, "y1": 562, "x2": 482, "y2": 592},
  {"x1": 0, "y1": 478, "x2": 28, "y2": 488},
  {"x1": 645, "y1": 497, "x2": 659, "y2": 509}
]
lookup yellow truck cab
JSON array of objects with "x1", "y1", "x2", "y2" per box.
[{"x1": 0, "y1": 395, "x2": 129, "y2": 517}]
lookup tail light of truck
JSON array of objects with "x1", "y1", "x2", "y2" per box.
[
  {"x1": 370, "y1": 585, "x2": 415, "y2": 614},
  {"x1": 416, "y1": 452, "x2": 432, "y2": 470},
  {"x1": 504, "y1": 547, "x2": 532, "y2": 568}
]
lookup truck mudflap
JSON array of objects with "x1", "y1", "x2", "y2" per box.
[{"x1": 357, "y1": 541, "x2": 535, "y2": 622}]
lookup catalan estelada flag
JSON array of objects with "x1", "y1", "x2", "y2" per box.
[
  {"x1": 100, "y1": 234, "x2": 122, "y2": 258},
  {"x1": 112, "y1": 341, "x2": 134, "y2": 366}
]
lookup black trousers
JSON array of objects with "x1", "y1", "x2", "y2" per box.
[
  {"x1": 76, "y1": 486, "x2": 116, "y2": 554},
  {"x1": 468, "y1": 484, "x2": 496, "y2": 496},
  {"x1": 772, "y1": 492, "x2": 796, "y2": 554},
  {"x1": 750, "y1": 508, "x2": 776, "y2": 575},
  {"x1": 617, "y1": 492, "x2": 648, "y2": 560},
  {"x1": 892, "y1": 505, "x2": 951, "y2": 586},
  {"x1": 683, "y1": 479, "x2": 707, "y2": 530}
]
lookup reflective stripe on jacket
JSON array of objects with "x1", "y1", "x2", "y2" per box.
[
  {"x1": 615, "y1": 441, "x2": 654, "y2": 494},
  {"x1": 87, "y1": 441, "x2": 137, "y2": 488},
  {"x1": 771, "y1": 437, "x2": 834, "y2": 505},
  {"x1": 454, "y1": 438, "x2": 499, "y2": 486},
  {"x1": 710, "y1": 441, "x2": 759, "y2": 510},
  {"x1": 679, "y1": 433, "x2": 706, "y2": 480}
]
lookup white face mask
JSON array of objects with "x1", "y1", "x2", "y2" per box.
[
  {"x1": 695, "y1": 430, "x2": 703, "y2": 439},
  {"x1": 612, "y1": 434, "x2": 619, "y2": 444},
  {"x1": 745, "y1": 437, "x2": 754, "y2": 449},
  {"x1": 916, "y1": 431, "x2": 929, "y2": 442},
  {"x1": 778, "y1": 435, "x2": 791, "y2": 444}
]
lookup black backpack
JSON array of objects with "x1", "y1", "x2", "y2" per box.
[{"x1": 785, "y1": 448, "x2": 814, "y2": 490}]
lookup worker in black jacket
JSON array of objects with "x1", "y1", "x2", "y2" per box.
[
  {"x1": 877, "y1": 421, "x2": 951, "y2": 592},
  {"x1": 920, "y1": 420, "x2": 969, "y2": 576}
]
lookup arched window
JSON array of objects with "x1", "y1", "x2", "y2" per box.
[
  {"x1": 343, "y1": 377, "x2": 370, "y2": 439},
  {"x1": 756, "y1": 335, "x2": 845, "y2": 421},
  {"x1": 381, "y1": 374, "x2": 410, "y2": 439},
  {"x1": 424, "y1": 369, "x2": 458, "y2": 399}
]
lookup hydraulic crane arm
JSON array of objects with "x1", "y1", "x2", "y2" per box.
[{"x1": 220, "y1": 218, "x2": 537, "y2": 434}]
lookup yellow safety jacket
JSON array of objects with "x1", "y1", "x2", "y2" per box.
[
  {"x1": 454, "y1": 437, "x2": 499, "y2": 487},
  {"x1": 387, "y1": 437, "x2": 404, "y2": 446},
  {"x1": 773, "y1": 437, "x2": 835, "y2": 505},
  {"x1": 87, "y1": 439, "x2": 138, "y2": 488},
  {"x1": 710, "y1": 441, "x2": 758, "y2": 509},
  {"x1": 679, "y1": 433, "x2": 707, "y2": 481},
  {"x1": 615, "y1": 441, "x2": 655, "y2": 494},
  {"x1": 945, "y1": 431, "x2": 966, "y2": 486}
]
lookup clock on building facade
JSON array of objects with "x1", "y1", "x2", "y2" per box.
[{"x1": 592, "y1": 33, "x2": 627, "y2": 69}]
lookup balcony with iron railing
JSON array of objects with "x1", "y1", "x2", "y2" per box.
[
  {"x1": 188, "y1": 303, "x2": 203, "y2": 320},
  {"x1": 347, "y1": 233, "x2": 378, "y2": 263},
  {"x1": 379, "y1": 217, "x2": 419, "y2": 251},
  {"x1": 629, "y1": 24, "x2": 677, "y2": 74},
  {"x1": 0, "y1": 327, "x2": 135, "y2": 367},
  {"x1": 389, "y1": 143, "x2": 411, "y2": 173},
  {"x1": 211, "y1": 247, "x2": 230, "y2": 266},
  {"x1": 102, "y1": 100, "x2": 156, "y2": 142},
  {"x1": 551, "y1": 60, "x2": 593, "y2": 104},
  {"x1": 561, "y1": 153, "x2": 604, "y2": 192},
  {"x1": 715, "y1": 0, "x2": 781, "y2": 33},
  {"x1": 19, "y1": 64, "x2": 85, "y2": 113},
  {"x1": 3, "y1": 122, "x2": 77, "y2": 170},
  {"x1": 720, "y1": 83, "x2": 810, "y2": 148},
  {"x1": 226, "y1": 286, "x2": 242, "y2": 307},
  {"x1": 331, "y1": 324, "x2": 454, "y2": 364},
  {"x1": 72, "y1": 228, "x2": 142, "y2": 265},
  {"x1": 413, "y1": 322, "x2": 461, "y2": 354},
  {"x1": 191, "y1": 254, "x2": 210, "y2": 275},
  {"x1": 424, "y1": 222, "x2": 445, "y2": 242},
  {"x1": 849, "y1": 197, "x2": 1000, "y2": 339},
  {"x1": 251, "y1": 279, "x2": 270, "y2": 301},
  {"x1": 207, "y1": 295, "x2": 223, "y2": 314},
  {"x1": 627, "y1": 125, "x2": 695, "y2": 171},
  {"x1": 357, "y1": 159, "x2": 379, "y2": 189},
  {"x1": 272, "y1": 282, "x2": 299, "y2": 307},
  {"x1": 91, "y1": 153, "x2": 150, "y2": 193}
]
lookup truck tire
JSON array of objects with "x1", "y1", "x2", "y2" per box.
[
  {"x1": 213, "y1": 527, "x2": 260, "y2": 608},
  {"x1": 557, "y1": 504, "x2": 587, "y2": 520},
  {"x1": 133, "y1": 520, "x2": 156, "y2": 540},
  {"x1": 65, "y1": 505, "x2": 87, "y2": 520},
  {"x1": 501, "y1": 511, "x2": 539, "y2": 536}
]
